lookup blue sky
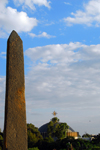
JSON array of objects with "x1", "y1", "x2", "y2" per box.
[{"x1": 0, "y1": 0, "x2": 100, "y2": 136}]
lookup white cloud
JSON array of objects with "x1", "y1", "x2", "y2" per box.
[
  {"x1": 29, "y1": 32, "x2": 56, "y2": 38},
  {"x1": 0, "y1": 30, "x2": 7, "y2": 38},
  {"x1": 64, "y1": 0, "x2": 100, "y2": 27},
  {"x1": 1, "y1": 42, "x2": 100, "y2": 134},
  {"x1": 0, "y1": 77, "x2": 5, "y2": 94},
  {"x1": 13, "y1": 0, "x2": 51, "y2": 10},
  {"x1": 0, "y1": 0, "x2": 38, "y2": 37},
  {"x1": 45, "y1": 22, "x2": 55, "y2": 26},
  {"x1": 24, "y1": 42, "x2": 100, "y2": 135},
  {"x1": 0, "y1": 77, "x2": 5, "y2": 130},
  {"x1": 25, "y1": 42, "x2": 100, "y2": 102},
  {"x1": 24, "y1": 42, "x2": 100, "y2": 134},
  {"x1": 25, "y1": 42, "x2": 85, "y2": 63},
  {"x1": 0, "y1": 52, "x2": 6, "y2": 59},
  {"x1": 64, "y1": 2, "x2": 71, "y2": 5}
]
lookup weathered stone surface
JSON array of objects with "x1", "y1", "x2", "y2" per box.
[{"x1": 3, "y1": 30, "x2": 27, "y2": 150}]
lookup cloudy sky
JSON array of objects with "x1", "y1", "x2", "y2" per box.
[{"x1": 0, "y1": 0, "x2": 100, "y2": 136}]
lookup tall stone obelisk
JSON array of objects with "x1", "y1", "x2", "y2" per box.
[{"x1": 3, "y1": 30, "x2": 27, "y2": 150}]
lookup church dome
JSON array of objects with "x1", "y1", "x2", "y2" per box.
[
  {"x1": 39, "y1": 122, "x2": 75, "y2": 133},
  {"x1": 38, "y1": 114, "x2": 79, "y2": 139}
]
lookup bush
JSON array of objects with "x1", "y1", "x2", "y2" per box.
[
  {"x1": 44, "y1": 136, "x2": 54, "y2": 143},
  {"x1": 28, "y1": 147, "x2": 39, "y2": 150},
  {"x1": 0, "y1": 134, "x2": 3, "y2": 150},
  {"x1": 27, "y1": 123, "x2": 43, "y2": 148},
  {"x1": 0, "y1": 146, "x2": 2, "y2": 150}
]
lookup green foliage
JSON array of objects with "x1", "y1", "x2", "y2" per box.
[
  {"x1": 28, "y1": 147, "x2": 39, "y2": 150},
  {"x1": 0, "y1": 146, "x2": 2, "y2": 150},
  {"x1": 1, "y1": 123, "x2": 100, "y2": 150},
  {"x1": 55, "y1": 123, "x2": 69, "y2": 139},
  {"x1": 51, "y1": 117, "x2": 59, "y2": 123},
  {"x1": 71, "y1": 138, "x2": 96, "y2": 150},
  {"x1": 27, "y1": 123, "x2": 43, "y2": 148},
  {"x1": 44, "y1": 136, "x2": 54, "y2": 143},
  {"x1": 82, "y1": 133, "x2": 91, "y2": 137},
  {"x1": 47, "y1": 121, "x2": 54, "y2": 136},
  {"x1": 0, "y1": 132, "x2": 3, "y2": 150},
  {"x1": 92, "y1": 134, "x2": 100, "y2": 146},
  {"x1": 0, "y1": 135, "x2": 3, "y2": 141},
  {"x1": 47, "y1": 117, "x2": 69, "y2": 140}
]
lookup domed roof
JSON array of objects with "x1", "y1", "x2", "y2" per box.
[{"x1": 39, "y1": 122, "x2": 75, "y2": 133}]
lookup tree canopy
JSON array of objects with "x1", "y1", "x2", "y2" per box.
[
  {"x1": 27, "y1": 123, "x2": 43, "y2": 148},
  {"x1": 82, "y1": 133, "x2": 91, "y2": 138},
  {"x1": 47, "y1": 117, "x2": 69, "y2": 140}
]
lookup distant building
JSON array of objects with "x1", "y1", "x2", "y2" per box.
[
  {"x1": 79, "y1": 134, "x2": 98, "y2": 141},
  {"x1": 39, "y1": 112, "x2": 79, "y2": 140},
  {"x1": 39, "y1": 122, "x2": 79, "y2": 139}
]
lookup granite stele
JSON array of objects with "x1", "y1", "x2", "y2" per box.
[{"x1": 3, "y1": 30, "x2": 27, "y2": 150}]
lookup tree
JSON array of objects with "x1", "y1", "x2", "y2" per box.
[
  {"x1": 27, "y1": 123, "x2": 43, "y2": 148},
  {"x1": 44, "y1": 136, "x2": 54, "y2": 143},
  {"x1": 51, "y1": 117, "x2": 59, "y2": 123},
  {"x1": 55, "y1": 123, "x2": 69, "y2": 139},
  {"x1": 47, "y1": 117, "x2": 69, "y2": 140},
  {"x1": 82, "y1": 133, "x2": 91, "y2": 137},
  {"x1": 0, "y1": 131, "x2": 3, "y2": 150},
  {"x1": 47, "y1": 121, "x2": 54, "y2": 136},
  {"x1": 28, "y1": 147, "x2": 39, "y2": 150}
]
